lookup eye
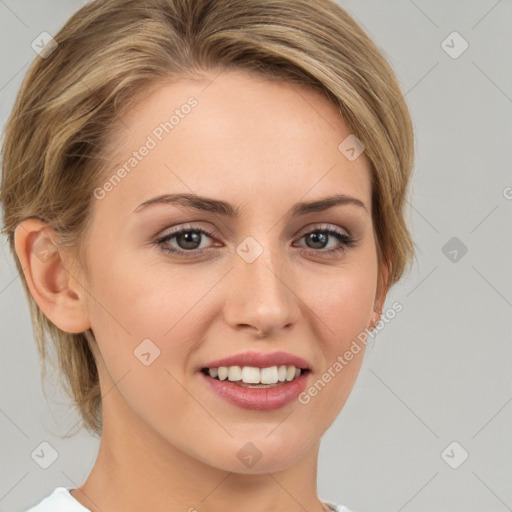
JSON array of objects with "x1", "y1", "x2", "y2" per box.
[
  {"x1": 153, "y1": 223, "x2": 357, "y2": 259},
  {"x1": 294, "y1": 224, "x2": 357, "y2": 256},
  {"x1": 154, "y1": 224, "x2": 217, "y2": 257}
]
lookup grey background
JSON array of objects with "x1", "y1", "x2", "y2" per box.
[{"x1": 1, "y1": 1, "x2": 511, "y2": 511}]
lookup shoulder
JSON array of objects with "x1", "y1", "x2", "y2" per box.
[
  {"x1": 27, "y1": 490, "x2": 354, "y2": 512},
  {"x1": 24, "y1": 487, "x2": 90, "y2": 512},
  {"x1": 324, "y1": 501, "x2": 356, "y2": 512}
]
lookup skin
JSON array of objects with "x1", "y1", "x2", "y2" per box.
[{"x1": 15, "y1": 70, "x2": 388, "y2": 512}]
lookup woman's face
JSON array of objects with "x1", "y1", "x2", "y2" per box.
[{"x1": 80, "y1": 69, "x2": 383, "y2": 473}]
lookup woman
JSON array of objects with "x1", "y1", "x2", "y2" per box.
[{"x1": 1, "y1": 0, "x2": 415, "y2": 511}]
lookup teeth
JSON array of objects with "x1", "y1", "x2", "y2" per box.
[
  {"x1": 241, "y1": 366, "x2": 261, "y2": 384},
  {"x1": 286, "y1": 366, "x2": 296, "y2": 381},
  {"x1": 207, "y1": 365, "x2": 304, "y2": 384},
  {"x1": 228, "y1": 366, "x2": 242, "y2": 381},
  {"x1": 261, "y1": 366, "x2": 278, "y2": 384},
  {"x1": 217, "y1": 367, "x2": 229, "y2": 381}
]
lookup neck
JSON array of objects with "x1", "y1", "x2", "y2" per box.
[{"x1": 71, "y1": 398, "x2": 327, "y2": 512}]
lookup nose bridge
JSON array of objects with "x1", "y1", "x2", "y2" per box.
[{"x1": 227, "y1": 231, "x2": 299, "y2": 334}]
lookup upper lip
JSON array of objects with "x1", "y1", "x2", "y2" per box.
[{"x1": 202, "y1": 351, "x2": 311, "y2": 370}]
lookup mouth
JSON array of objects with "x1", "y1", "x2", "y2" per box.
[
  {"x1": 199, "y1": 365, "x2": 311, "y2": 410},
  {"x1": 200, "y1": 365, "x2": 310, "y2": 388},
  {"x1": 199, "y1": 350, "x2": 312, "y2": 410}
]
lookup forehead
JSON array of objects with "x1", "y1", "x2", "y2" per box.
[{"x1": 96, "y1": 70, "x2": 372, "y2": 217}]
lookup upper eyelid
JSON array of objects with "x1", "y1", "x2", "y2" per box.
[
  {"x1": 297, "y1": 223, "x2": 350, "y2": 235},
  {"x1": 155, "y1": 224, "x2": 358, "y2": 260},
  {"x1": 159, "y1": 222, "x2": 352, "y2": 243}
]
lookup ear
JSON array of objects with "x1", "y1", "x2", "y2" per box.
[
  {"x1": 14, "y1": 218, "x2": 91, "y2": 334},
  {"x1": 368, "y1": 258, "x2": 390, "y2": 331}
]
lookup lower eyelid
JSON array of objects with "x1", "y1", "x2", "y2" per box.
[{"x1": 157, "y1": 228, "x2": 355, "y2": 257}]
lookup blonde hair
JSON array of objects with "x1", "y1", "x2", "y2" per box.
[{"x1": 0, "y1": 0, "x2": 415, "y2": 438}]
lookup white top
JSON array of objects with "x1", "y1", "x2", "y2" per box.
[{"x1": 24, "y1": 487, "x2": 354, "y2": 512}]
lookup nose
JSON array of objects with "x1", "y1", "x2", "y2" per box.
[{"x1": 223, "y1": 239, "x2": 301, "y2": 338}]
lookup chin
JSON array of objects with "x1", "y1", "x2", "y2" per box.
[{"x1": 198, "y1": 433, "x2": 312, "y2": 475}]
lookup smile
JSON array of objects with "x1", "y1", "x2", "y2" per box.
[
  {"x1": 202, "y1": 365, "x2": 304, "y2": 386},
  {"x1": 200, "y1": 366, "x2": 311, "y2": 410}
]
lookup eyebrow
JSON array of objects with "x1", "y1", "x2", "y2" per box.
[{"x1": 132, "y1": 192, "x2": 368, "y2": 216}]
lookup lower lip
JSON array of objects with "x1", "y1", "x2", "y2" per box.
[{"x1": 200, "y1": 371, "x2": 310, "y2": 411}]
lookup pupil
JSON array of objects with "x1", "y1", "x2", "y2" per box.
[
  {"x1": 307, "y1": 232, "x2": 327, "y2": 249},
  {"x1": 179, "y1": 231, "x2": 201, "y2": 249}
]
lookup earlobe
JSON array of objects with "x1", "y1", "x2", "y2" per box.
[
  {"x1": 368, "y1": 259, "x2": 390, "y2": 331},
  {"x1": 368, "y1": 305, "x2": 383, "y2": 331},
  {"x1": 14, "y1": 218, "x2": 91, "y2": 334}
]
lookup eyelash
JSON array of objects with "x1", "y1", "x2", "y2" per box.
[{"x1": 153, "y1": 223, "x2": 357, "y2": 259}]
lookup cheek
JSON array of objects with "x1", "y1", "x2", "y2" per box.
[
  {"x1": 84, "y1": 255, "x2": 204, "y2": 424},
  {"x1": 309, "y1": 257, "x2": 378, "y2": 344},
  {"x1": 296, "y1": 258, "x2": 378, "y2": 414},
  {"x1": 87, "y1": 234, "x2": 378, "y2": 366},
  {"x1": 85, "y1": 248, "x2": 214, "y2": 378},
  {"x1": 86, "y1": 242, "x2": 187, "y2": 335}
]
